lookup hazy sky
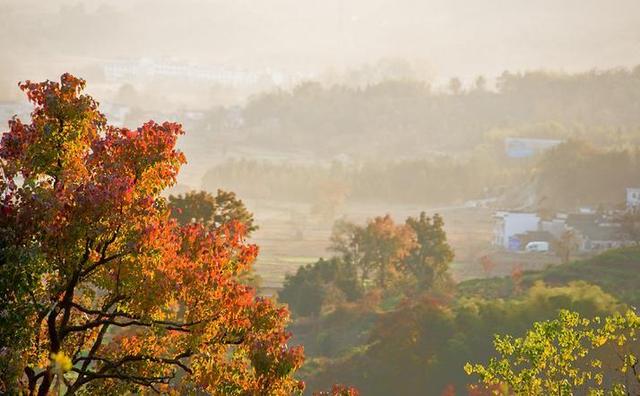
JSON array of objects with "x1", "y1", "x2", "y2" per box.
[{"x1": 2, "y1": 0, "x2": 640, "y2": 90}]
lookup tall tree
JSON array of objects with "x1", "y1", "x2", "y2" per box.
[
  {"x1": 553, "y1": 229, "x2": 579, "y2": 264},
  {"x1": 279, "y1": 257, "x2": 362, "y2": 318},
  {"x1": 329, "y1": 219, "x2": 366, "y2": 282},
  {"x1": 168, "y1": 189, "x2": 257, "y2": 236},
  {"x1": 360, "y1": 215, "x2": 415, "y2": 289},
  {"x1": 402, "y1": 212, "x2": 454, "y2": 290},
  {"x1": 0, "y1": 75, "x2": 303, "y2": 395}
]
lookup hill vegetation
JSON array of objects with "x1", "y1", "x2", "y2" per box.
[
  {"x1": 198, "y1": 67, "x2": 640, "y2": 159},
  {"x1": 458, "y1": 247, "x2": 640, "y2": 307},
  {"x1": 287, "y1": 244, "x2": 640, "y2": 395}
]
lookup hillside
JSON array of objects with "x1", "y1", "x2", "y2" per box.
[{"x1": 457, "y1": 246, "x2": 640, "y2": 306}]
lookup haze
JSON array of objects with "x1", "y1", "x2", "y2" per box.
[
  {"x1": 2, "y1": 0, "x2": 640, "y2": 94},
  {"x1": 3, "y1": 1, "x2": 640, "y2": 395}
]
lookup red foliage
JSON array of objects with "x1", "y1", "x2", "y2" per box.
[
  {"x1": 479, "y1": 255, "x2": 496, "y2": 276},
  {"x1": 511, "y1": 263, "x2": 524, "y2": 293},
  {"x1": 0, "y1": 74, "x2": 305, "y2": 395},
  {"x1": 314, "y1": 384, "x2": 361, "y2": 396}
]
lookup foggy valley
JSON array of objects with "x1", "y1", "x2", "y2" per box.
[{"x1": 1, "y1": 1, "x2": 640, "y2": 395}]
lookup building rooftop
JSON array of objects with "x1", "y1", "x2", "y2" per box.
[
  {"x1": 566, "y1": 213, "x2": 601, "y2": 228},
  {"x1": 572, "y1": 223, "x2": 620, "y2": 241},
  {"x1": 516, "y1": 230, "x2": 556, "y2": 242}
]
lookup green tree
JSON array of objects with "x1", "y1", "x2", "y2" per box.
[
  {"x1": 0, "y1": 75, "x2": 303, "y2": 395},
  {"x1": 279, "y1": 257, "x2": 362, "y2": 317},
  {"x1": 305, "y1": 281, "x2": 622, "y2": 396},
  {"x1": 535, "y1": 141, "x2": 640, "y2": 210},
  {"x1": 466, "y1": 309, "x2": 640, "y2": 395},
  {"x1": 0, "y1": 231, "x2": 46, "y2": 393},
  {"x1": 329, "y1": 219, "x2": 366, "y2": 283},
  {"x1": 402, "y1": 212, "x2": 454, "y2": 290}
]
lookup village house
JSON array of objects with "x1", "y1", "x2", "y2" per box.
[
  {"x1": 493, "y1": 203, "x2": 632, "y2": 253},
  {"x1": 627, "y1": 188, "x2": 640, "y2": 209},
  {"x1": 494, "y1": 211, "x2": 540, "y2": 250}
]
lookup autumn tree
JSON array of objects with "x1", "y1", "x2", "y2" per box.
[
  {"x1": 330, "y1": 214, "x2": 454, "y2": 290},
  {"x1": 313, "y1": 384, "x2": 360, "y2": 396},
  {"x1": 359, "y1": 215, "x2": 415, "y2": 289},
  {"x1": 168, "y1": 189, "x2": 257, "y2": 236},
  {"x1": 0, "y1": 75, "x2": 304, "y2": 395},
  {"x1": 401, "y1": 212, "x2": 454, "y2": 290},
  {"x1": 553, "y1": 229, "x2": 579, "y2": 264},
  {"x1": 479, "y1": 255, "x2": 496, "y2": 277},
  {"x1": 510, "y1": 263, "x2": 525, "y2": 293}
]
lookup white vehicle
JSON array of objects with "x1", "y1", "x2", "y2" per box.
[{"x1": 525, "y1": 241, "x2": 550, "y2": 253}]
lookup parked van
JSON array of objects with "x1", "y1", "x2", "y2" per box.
[{"x1": 525, "y1": 241, "x2": 550, "y2": 252}]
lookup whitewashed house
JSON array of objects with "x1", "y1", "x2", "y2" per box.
[
  {"x1": 627, "y1": 188, "x2": 640, "y2": 209},
  {"x1": 504, "y1": 137, "x2": 562, "y2": 158},
  {"x1": 494, "y1": 212, "x2": 540, "y2": 250}
]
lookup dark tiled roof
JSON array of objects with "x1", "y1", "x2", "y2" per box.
[
  {"x1": 514, "y1": 230, "x2": 555, "y2": 242},
  {"x1": 566, "y1": 213, "x2": 600, "y2": 228},
  {"x1": 572, "y1": 224, "x2": 620, "y2": 241}
]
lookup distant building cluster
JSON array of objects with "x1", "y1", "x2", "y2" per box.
[
  {"x1": 494, "y1": 187, "x2": 640, "y2": 253},
  {"x1": 627, "y1": 187, "x2": 640, "y2": 209},
  {"x1": 103, "y1": 58, "x2": 314, "y2": 87}
]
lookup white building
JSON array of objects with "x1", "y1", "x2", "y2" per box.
[
  {"x1": 494, "y1": 212, "x2": 540, "y2": 250},
  {"x1": 505, "y1": 137, "x2": 562, "y2": 158},
  {"x1": 627, "y1": 188, "x2": 640, "y2": 209},
  {"x1": 104, "y1": 58, "x2": 261, "y2": 86}
]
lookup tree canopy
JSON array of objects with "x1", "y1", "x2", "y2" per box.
[
  {"x1": 168, "y1": 189, "x2": 257, "y2": 236},
  {"x1": 279, "y1": 257, "x2": 363, "y2": 318},
  {"x1": 466, "y1": 309, "x2": 640, "y2": 395},
  {"x1": 329, "y1": 212, "x2": 453, "y2": 291},
  {"x1": 0, "y1": 74, "x2": 303, "y2": 395}
]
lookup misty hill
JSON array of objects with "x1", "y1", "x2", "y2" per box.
[
  {"x1": 201, "y1": 139, "x2": 640, "y2": 211},
  {"x1": 195, "y1": 66, "x2": 640, "y2": 161}
]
